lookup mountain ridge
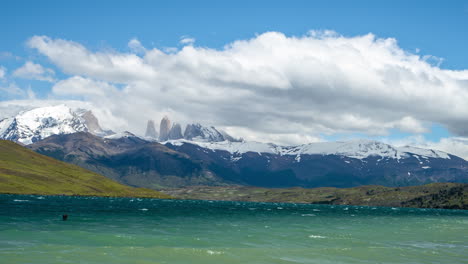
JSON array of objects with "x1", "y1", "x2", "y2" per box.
[{"x1": 29, "y1": 132, "x2": 468, "y2": 189}]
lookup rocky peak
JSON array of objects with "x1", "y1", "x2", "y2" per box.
[
  {"x1": 159, "y1": 116, "x2": 172, "y2": 141},
  {"x1": 81, "y1": 110, "x2": 103, "y2": 134},
  {"x1": 145, "y1": 120, "x2": 158, "y2": 139},
  {"x1": 183, "y1": 123, "x2": 226, "y2": 142},
  {"x1": 168, "y1": 123, "x2": 183, "y2": 140}
]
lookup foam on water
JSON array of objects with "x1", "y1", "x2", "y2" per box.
[{"x1": 0, "y1": 194, "x2": 467, "y2": 264}]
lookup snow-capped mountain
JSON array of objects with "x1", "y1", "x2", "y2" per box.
[
  {"x1": 27, "y1": 130, "x2": 468, "y2": 189},
  {"x1": 164, "y1": 138, "x2": 467, "y2": 188},
  {"x1": 183, "y1": 123, "x2": 227, "y2": 142},
  {"x1": 0, "y1": 105, "x2": 112, "y2": 145},
  {"x1": 165, "y1": 138, "x2": 451, "y2": 161}
]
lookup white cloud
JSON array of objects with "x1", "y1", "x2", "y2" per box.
[
  {"x1": 128, "y1": 38, "x2": 146, "y2": 54},
  {"x1": 393, "y1": 116, "x2": 428, "y2": 134},
  {"x1": 0, "y1": 52, "x2": 21, "y2": 61},
  {"x1": 21, "y1": 32, "x2": 468, "y2": 143},
  {"x1": 0, "y1": 83, "x2": 23, "y2": 97},
  {"x1": 13, "y1": 61, "x2": 56, "y2": 82},
  {"x1": 53, "y1": 76, "x2": 118, "y2": 97},
  {"x1": 180, "y1": 36, "x2": 195, "y2": 45}
]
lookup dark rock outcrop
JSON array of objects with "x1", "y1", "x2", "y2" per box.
[{"x1": 168, "y1": 123, "x2": 183, "y2": 140}]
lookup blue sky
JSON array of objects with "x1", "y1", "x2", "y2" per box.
[
  {"x1": 1, "y1": 1, "x2": 467, "y2": 67},
  {"x1": 1, "y1": 0, "x2": 468, "y2": 156}
]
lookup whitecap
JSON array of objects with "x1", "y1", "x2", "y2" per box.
[
  {"x1": 277, "y1": 207, "x2": 283, "y2": 210},
  {"x1": 13, "y1": 199, "x2": 29, "y2": 202},
  {"x1": 309, "y1": 235, "x2": 326, "y2": 239},
  {"x1": 312, "y1": 209, "x2": 321, "y2": 212},
  {"x1": 139, "y1": 208, "x2": 148, "y2": 211},
  {"x1": 301, "y1": 214, "x2": 316, "y2": 217},
  {"x1": 36, "y1": 196, "x2": 45, "y2": 200},
  {"x1": 206, "y1": 250, "x2": 223, "y2": 255}
]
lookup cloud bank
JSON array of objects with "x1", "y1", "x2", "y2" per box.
[{"x1": 2, "y1": 31, "x2": 468, "y2": 158}]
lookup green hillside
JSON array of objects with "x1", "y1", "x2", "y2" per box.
[{"x1": 0, "y1": 140, "x2": 171, "y2": 199}]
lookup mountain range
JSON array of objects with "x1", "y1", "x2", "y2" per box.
[{"x1": 2, "y1": 105, "x2": 468, "y2": 189}]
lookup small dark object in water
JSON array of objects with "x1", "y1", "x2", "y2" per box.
[{"x1": 62, "y1": 214, "x2": 68, "y2": 221}]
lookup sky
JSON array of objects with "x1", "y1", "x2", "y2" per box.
[{"x1": 1, "y1": 0, "x2": 468, "y2": 158}]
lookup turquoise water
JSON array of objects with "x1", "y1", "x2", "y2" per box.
[{"x1": 0, "y1": 195, "x2": 467, "y2": 264}]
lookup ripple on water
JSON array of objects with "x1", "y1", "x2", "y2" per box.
[{"x1": 1, "y1": 194, "x2": 467, "y2": 264}]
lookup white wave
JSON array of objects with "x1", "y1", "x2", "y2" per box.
[{"x1": 309, "y1": 235, "x2": 326, "y2": 239}]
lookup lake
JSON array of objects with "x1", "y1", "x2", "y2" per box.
[{"x1": 0, "y1": 194, "x2": 467, "y2": 264}]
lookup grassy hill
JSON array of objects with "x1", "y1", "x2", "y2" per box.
[
  {"x1": 0, "y1": 140, "x2": 171, "y2": 199},
  {"x1": 162, "y1": 183, "x2": 467, "y2": 209}
]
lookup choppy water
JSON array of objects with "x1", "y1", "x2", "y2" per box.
[{"x1": 0, "y1": 195, "x2": 467, "y2": 264}]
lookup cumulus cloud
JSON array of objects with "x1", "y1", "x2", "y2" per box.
[
  {"x1": 13, "y1": 61, "x2": 56, "y2": 82},
  {"x1": 53, "y1": 76, "x2": 119, "y2": 97},
  {"x1": 20, "y1": 31, "x2": 468, "y2": 144},
  {"x1": 128, "y1": 38, "x2": 146, "y2": 54},
  {"x1": 180, "y1": 36, "x2": 195, "y2": 45}
]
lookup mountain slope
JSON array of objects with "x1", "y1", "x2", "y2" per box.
[
  {"x1": 165, "y1": 139, "x2": 468, "y2": 188},
  {"x1": 28, "y1": 132, "x2": 468, "y2": 189},
  {"x1": 29, "y1": 132, "x2": 233, "y2": 188},
  {"x1": 0, "y1": 140, "x2": 171, "y2": 198}
]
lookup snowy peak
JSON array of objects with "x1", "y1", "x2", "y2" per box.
[
  {"x1": 104, "y1": 131, "x2": 138, "y2": 139},
  {"x1": 397, "y1": 145, "x2": 450, "y2": 159},
  {"x1": 0, "y1": 105, "x2": 110, "y2": 145},
  {"x1": 184, "y1": 123, "x2": 226, "y2": 142},
  {"x1": 290, "y1": 140, "x2": 401, "y2": 159},
  {"x1": 165, "y1": 138, "x2": 452, "y2": 160}
]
